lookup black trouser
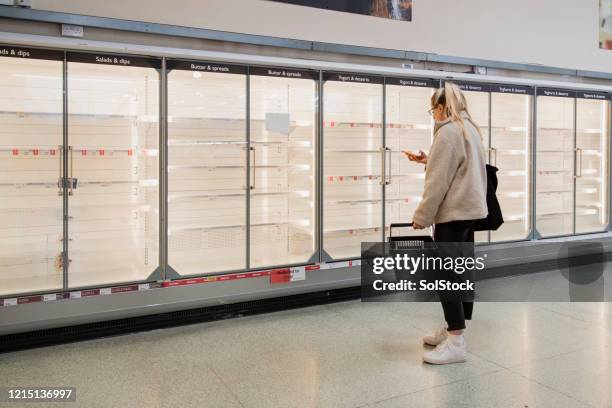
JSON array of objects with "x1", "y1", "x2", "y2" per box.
[{"x1": 433, "y1": 220, "x2": 476, "y2": 331}]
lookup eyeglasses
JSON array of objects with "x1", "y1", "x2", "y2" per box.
[{"x1": 427, "y1": 108, "x2": 434, "y2": 116}]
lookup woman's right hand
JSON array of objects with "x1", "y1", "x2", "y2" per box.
[{"x1": 402, "y1": 149, "x2": 427, "y2": 164}]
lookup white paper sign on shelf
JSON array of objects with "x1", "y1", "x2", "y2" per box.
[
  {"x1": 4, "y1": 298, "x2": 17, "y2": 306},
  {"x1": 265, "y1": 113, "x2": 290, "y2": 135},
  {"x1": 290, "y1": 266, "x2": 306, "y2": 282}
]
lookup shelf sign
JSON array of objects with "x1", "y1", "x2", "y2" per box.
[
  {"x1": 270, "y1": 265, "x2": 318, "y2": 284},
  {"x1": 167, "y1": 60, "x2": 247, "y2": 75},
  {"x1": 290, "y1": 266, "x2": 306, "y2": 281},
  {"x1": 67, "y1": 52, "x2": 161, "y2": 69},
  {"x1": 324, "y1": 72, "x2": 383, "y2": 84},
  {"x1": 385, "y1": 77, "x2": 437, "y2": 88},
  {"x1": 0, "y1": 45, "x2": 63, "y2": 61},
  {"x1": 446, "y1": 81, "x2": 490, "y2": 93},
  {"x1": 250, "y1": 66, "x2": 317, "y2": 80},
  {"x1": 536, "y1": 88, "x2": 576, "y2": 98},
  {"x1": 577, "y1": 91, "x2": 609, "y2": 100},
  {"x1": 490, "y1": 84, "x2": 533, "y2": 95}
]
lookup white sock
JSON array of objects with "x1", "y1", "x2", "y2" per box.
[{"x1": 448, "y1": 333, "x2": 465, "y2": 345}]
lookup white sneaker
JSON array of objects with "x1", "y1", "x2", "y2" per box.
[
  {"x1": 423, "y1": 324, "x2": 448, "y2": 346},
  {"x1": 423, "y1": 335, "x2": 467, "y2": 365}
]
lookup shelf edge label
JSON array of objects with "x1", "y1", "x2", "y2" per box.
[
  {"x1": 536, "y1": 88, "x2": 576, "y2": 98},
  {"x1": 385, "y1": 77, "x2": 437, "y2": 88},
  {"x1": 250, "y1": 66, "x2": 317, "y2": 80},
  {"x1": 442, "y1": 80, "x2": 490, "y2": 93},
  {"x1": 490, "y1": 84, "x2": 533, "y2": 95},
  {"x1": 576, "y1": 91, "x2": 609, "y2": 100},
  {"x1": 168, "y1": 60, "x2": 247, "y2": 75},
  {"x1": 67, "y1": 52, "x2": 161, "y2": 69},
  {"x1": 0, "y1": 45, "x2": 63, "y2": 61},
  {"x1": 324, "y1": 72, "x2": 383, "y2": 84},
  {"x1": 290, "y1": 266, "x2": 306, "y2": 282}
]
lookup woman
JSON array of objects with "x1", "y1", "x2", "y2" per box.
[{"x1": 403, "y1": 82, "x2": 487, "y2": 365}]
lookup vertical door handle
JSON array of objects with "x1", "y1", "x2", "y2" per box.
[
  {"x1": 575, "y1": 148, "x2": 582, "y2": 178},
  {"x1": 489, "y1": 147, "x2": 497, "y2": 167},
  {"x1": 385, "y1": 147, "x2": 392, "y2": 185},
  {"x1": 57, "y1": 145, "x2": 63, "y2": 195},
  {"x1": 250, "y1": 146, "x2": 256, "y2": 190},
  {"x1": 379, "y1": 147, "x2": 386, "y2": 186},
  {"x1": 68, "y1": 146, "x2": 74, "y2": 195}
]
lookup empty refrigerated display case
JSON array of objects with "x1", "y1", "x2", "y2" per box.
[
  {"x1": 249, "y1": 67, "x2": 317, "y2": 268},
  {"x1": 167, "y1": 61, "x2": 247, "y2": 276},
  {"x1": 490, "y1": 85, "x2": 533, "y2": 242},
  {"x1": 384, "y1": 78, "x2": 436, "y2": 238},
  {"x1": 66, "y1": 53, "x2": 160, "y2": 288},
  {"x1": 575, "y1": 92, "x2": 610, "y2": 234},
  {"x1": 536, "y1": 89, "x2": 576, "y2": 237},
  {"x1": 0, "y1": 47, "x2": 64, "y2": 296},
  {"x1": 167, "y1": 64, "x2": 317, "y2": 275},
  {"x1": 323, "y1": 73, "x2": 383, "y2": 260}
]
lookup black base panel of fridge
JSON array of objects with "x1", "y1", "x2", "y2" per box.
[{"x1": 0, "y1": 286, "x2": 362, "y2": 354}]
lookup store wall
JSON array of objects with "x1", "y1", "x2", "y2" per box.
[{"x1": 30, "y1": 0, "x2": 612, "y2": 73}]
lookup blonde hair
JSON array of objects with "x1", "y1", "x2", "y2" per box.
[{"x1": 431, "y1": 82, "x2": 483, "y2": 140}]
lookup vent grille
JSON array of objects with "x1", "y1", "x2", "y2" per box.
[{"x1": 0, "y1": 286, "x2": 360, "y2": 354}]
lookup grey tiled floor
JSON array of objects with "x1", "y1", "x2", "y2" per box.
[{"x1": 1, "y1": 301, "x2": 611, "y2": 408}]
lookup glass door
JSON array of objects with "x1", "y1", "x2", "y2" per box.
[
  {"x1": 249, "y1": 68, "x2": 317, "y2": 268},
  {"x1": 384, "y1": 78, "x2": 435, "y2": 240},
  {"x1": 536, "y1": 89, "x2": 576, "y2": 237},
  {"x1": 66, "y1": 53, "x2": 160, "y2": 288},
  {"x1": 456, "y1": 83, "x2": 490, "y2": 243},
  {"x1": 575, "y1": 93, "x2": 610, "y2": 234},
  {"x1": 490, "y1": 86, "x2": 533, "y2": 242},
  {"x1": 167, "y1": 61, "x2": 247, "y2": 276},
  {"x1": 323, "y1": 73, "x2": 383, "y2": 260},
  {"x1": 0, "y1": 47, "x2": 64, "y2": 296}
]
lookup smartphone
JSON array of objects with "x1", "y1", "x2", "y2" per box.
[{"x1": 404, "y1": 149, "x2": 425, "y2": 160}]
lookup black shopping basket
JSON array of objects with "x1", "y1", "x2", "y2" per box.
[
  {"x1": 388, "y1": 223, "x2": 433, "y2": 251},
  {"x1": 388, "y1": 223, "x2": 435, "y2": 284}
]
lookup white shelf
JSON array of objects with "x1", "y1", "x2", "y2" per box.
[
  {"x1": 577, "y1": 129, "x2": 604, "y2": 134},
  {"x1": 329, "y1": 196, "x2": 420, "y2": 205},
  {"x1": 169, "y1": 220, "x2": 314, "y2": 235},
  {"x1": 537, "y1": 170, "x2": 574, "y2": 175},
  {"x1": 495, "y1": 150, "x2": 526, "y2": 155},
  {"x1": 168, "y1": 164, "x2": 307, "y2": 171},
  {"x1": 491, "y1": 126, "x2": 528, "y2": 132},
  {"x1": 325, "y1": 149, "x2": 381, "y2": 153},
  {"x1": 537, "y1": 189, "x2": 573, "y2": 194},
  {"x1": 0, "y1": 147, "x2": 157, "y2": 157},
  {"x1": 0, "y1": 111, "x2": 62, "y2": 117},
  {"x1": 168, "y1": 190, "x2": 306, "y2": 201},
  {"x1": 324, "y1": 225, "x2": 382, "y2": 235},
  {"x1": 169, "y1": 140, "x2": 247, "y2": 147}
]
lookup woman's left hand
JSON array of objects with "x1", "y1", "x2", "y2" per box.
[
  {"x1": 402, "y1": 150, "x2": 427, "y2": 165},
  {"x1": 413, "y1": 222, "x2": 425, "y2": 230}
]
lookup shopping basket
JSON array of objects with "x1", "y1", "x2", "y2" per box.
[{"x1": 388, "y1": 222, "x2": 435, "y2": 284}]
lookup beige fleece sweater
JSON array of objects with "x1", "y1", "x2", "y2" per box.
[{"x1": 412, "y1": 112, "x2": 488, "y2": 227}]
